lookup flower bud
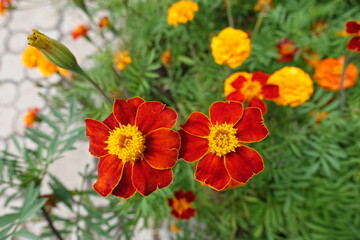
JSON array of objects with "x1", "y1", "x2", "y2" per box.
[{"x1": 27, "y1": 29, "x2": 80, "y2": 72}]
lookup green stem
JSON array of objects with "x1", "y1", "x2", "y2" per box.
[
  {"x1": 226, "y1": 0, "x2": 234, "y2": 28},
  {"x1": 253, "y1": 15, "x2": 264, "y2": 35}
]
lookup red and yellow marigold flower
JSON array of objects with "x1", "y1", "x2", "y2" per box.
[
  {"x1": 85, "y1": 97, "x2": 180, "y2": 199},
  {"x1": 24, "y1": 107, "x2": 40, "y2": 128},
  {"x1": 211, "y1": 27, "x2": 251, "y2": 68},
  {"x1": 167, "y1": 0, "x2": 199, "y2": 27},
  {"x1": 276, "y1": 38, "x2": 298, "y2": 62},
  {"x1": 345, "y1": 21, "x2": 360, "y2": 52},
  {"x1": 224, "y1": 71, "x2": 279, "y2": 114},
  {"x1": 114, "y1": 50, "x2": 132, "y2": 71},
  {"x1": 313, "y1": 57, "x2": 358, "y2": 91},
  {"x1": 161, "y1": 49, "x2": 172, "y2": 65},
  {"x1": 98, "y1": 16, "x2": 109, "y2": 29},
  {"x1": 71, "y1": 24, "x2": 90, "y2": 39},
  {"x1": 179, "y1": 101, "x2": 268, "y2": 191},
  {"x1": 267, "y1": 66, "x2": 314, "y2": 107},
  {"x1": 168, "y1": 190, "x2": 196, "y2": 219}
]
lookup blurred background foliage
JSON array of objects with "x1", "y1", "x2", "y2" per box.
[{"x1": 1, "y1": 0, "x2": 360, "y2": 239}]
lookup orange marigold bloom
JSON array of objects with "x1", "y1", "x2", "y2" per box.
[
  {"x1": 85, "y1": 97, "x2": 180, "y2": 198},
  {"x1": 22, "y1": 46, "x2": 42, "y2": 68},
  {"x1": 167, "y1": 0, "x2": 199, "y2": 27},
  {"x1": 276, "y1": 38, "x2": 299, "y2": 62},
  {"x1": 98, "y1": 16, "x2": 109, "y2": 28},
  {"x1": 211, "y1": 27, "x2": 251, "y2": 69},
  {"x1": 168, "y1": 190, "x2": 195, "y2": 219},
  {"x1": 37, "y1": 55, "x2": 58, "y2": 76},
  {"x1": 345, "y1": 21, "x2": 360, "y2": 52},
  {"x1": 224, "y1": 71, "x2": 279, "y2": 114},
  {"x1": 267, "y1": 67, "x2": 314, "y2": 107},
  {"x1": 179, "y1": 101, "x2": 268, "y2": 190},
  {"x1": 313, "y1": 57, "x2": 358, "y2": 91},
  {"x1": 302, "y1": 50, "x2": 321, "y2": 68},
  {"x1": 254, "y1": 0, "x2": 273, "y2": 13},
  {"x1": 161, "y1": 49, "x2": 172, "y2": 65},
  {"x1": 0, "y1": 0, "x2": 11, "y2": 16},
  {"x1": 170, "y1": 224, "x2": 180, "y2": 233},
  {"x1": 71, "y1": 24, "x2": 90, "y2": 39},
  {"x1": 114, "y1": 50, "x2": 132, "y2": 71},
  {"x1": 24, "y1": 107, "x2": 40, "y2": 128}
]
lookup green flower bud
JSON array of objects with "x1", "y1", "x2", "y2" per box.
[{"x1": 27, "y1": 29, "x2": 80, "y2": 72}]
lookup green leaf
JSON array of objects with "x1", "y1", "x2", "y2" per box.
[
  {"x1": 0, "y1": 213, "x2": 19, "y2": 228},
  {"x1": 49, "y1": 175, "x2": 73, "y2": 210},
  {"x1": 14, "y1": 229, "x2": 41, "y2": 240}
]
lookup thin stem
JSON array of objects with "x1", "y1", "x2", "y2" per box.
[
  {"x1": 226, "y1": 0, "x2": 234, "y2": 28},
  {"x1": 339, "y1": 63, "x2": 346, "y2": 116},
  {"x1": 41, "y1": 207, "x2": 64, "y2": 240},
  {"x1": 253, "y1": 15, "x2": 264, "y2": 35}
]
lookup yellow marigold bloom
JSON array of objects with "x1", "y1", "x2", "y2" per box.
[
  {"x1": 114, "y1": 51, "x2": 132, "y2": 71},
  {"x1": 22, "y1": 46, "x2": 42, "y2": 68},
  {"x1": 211, "y1": 27, "x2": 251, "y2": 69},
  {"x1": 37, "y1": 55, "x2": 58, "y2": 76},
  {"x1": 267, "y1": 66, "x2": 314, "y2": 107},
  {"x1": 161, "y1": 49, "x2": 172, "y2": 65},
  {"x1": 167, "y1": 0, "x2": 199, "y2": 27}
]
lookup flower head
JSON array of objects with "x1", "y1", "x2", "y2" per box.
[
  {"x1": 24, "y1": 108, "x2": 40, "y2": 127},
  {"x1": 161, "y1": 49, "x2": 172, "y2": 65},
  {"x1": 71, "y1": 24, "x2": 90, "y2": 39},
  {"x1": 224, "y1": 71, "x2": 279, "y2": 114},
  {"x1": 114, "y1": 51, "x2": 132, "y2": 71},
  {"x1": 179, "y1": 101, "x2": 268, "y2": 190},
  {"x1": 313, "y1": 57, "x2": 358, "y2": 91},
  {"x1": 37, "y1": 55, "x2": 58, "y2": 76},
  {"x1": 211, "y1": 27, "x2": 251, "y2": 68},
  {"x1": 311, "y1": 20, "x2": 328, "y2": 36},
  {"x1": 168, "y1": 190, "x2": 195, "y2": 219},
  {"x1": 167, "y1": 0, "x2": 199, "y2": 27},
  {"x1": 276, "y1": 38, "x2": 298, "y2": 62},
  {"x1": 345, "y1": 21, "x2": 360, "y2": 52},
  {"x1": 267, "y1": 67, "x2": 314, "y2": 107},
  {"x1": 254, "y1": 0, "x2": 273, "y2": 13},
  {"x1": 85, "y1": 97, "x2": 180, "y2": 198},
  {"x1": 0, "y1": 0, "x2": 11, "y2": 16},
  {"x1": 98, "y1": 16, "x2": 109, "y2": 29},
  {"x1": 302, "y1": 50, "x2": 321, "y2": 68}
]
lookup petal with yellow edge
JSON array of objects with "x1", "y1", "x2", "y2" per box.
[
  {"x1": 209, "y1": 101, "x2": 244, "y2": 125},
  {"x1": 235, "y1": 108, "x2": 269, "y2": 143},
  {"x1": 180, "y1": 112, "x2": 210, "y2": 137},
  {"x1": 85, "y1": 118, "x2": 110, "y2": 157},
  {"x1": 178, "y1": 130, "x2": 209, "y2": 162},
  {"x1": 113, "y1": 98, "x2": 144, "y2": 126},
  {"x1": 112, "y1": 162, "x2": 136, "y2": 199}
]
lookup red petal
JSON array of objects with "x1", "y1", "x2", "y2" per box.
[
  {"x1": 168, "y1": 198, "x2": 174, "y2": 207},
  {"x1": 209, "y1": 101, "x2": 244, "y2": 125},
  {"x1": 346, "y1": 21, "x2": 360, "y2": 34},
  {"x1": 113, "y1": 97, "x2": 144, "y2": 126},
  {"x1": 174, "y1": 190, "x2": 185, "y2": 199},
  {"x1": 184, "y1": 191, "x2": 196, "y2": 202},
  {"x1": 181, "y1": 112, "x2": 210, "y2": 137},
  {"x1": 85, "y1": 118, "x2": 110, "y2": 157},
  {"x1": 248, "y1": 98, "x2": 267, "y2": 114},
  {"x1": 178, "y1": 130, "x2": 209, "y2": 163},
  {"x1": 347, "y1": 37, "x2": 360, "y2": 52},
  {"x1": 226, "y1": 91, "x2": 246, "y2": 102},
  {"x1": 180, "y1": 208, "x2": 195, "y2": 219},
  {"x1": 132, "y1": 160, "x2": 173, "y2": 196},
  {"x1": 262, "y1": 84, "x2": 279, "y2": 99},
  {"x1": 195, "y1": 153, "x2": 231, "y2": 191},
  {"x1": 103, "y1": 113, "x2": 119, "y2": 130},
  {"x1": 93, "y1": 155, "x2": 124, "y2": 197},
  {"x1": 144, "y1": 129, "x2": 180, "y2": 169},
  {"x1": 231, "y1": 75, "x2": 247, "y2": 89},
  {"x1": 235, "y1": 107, "x2": 269, "y2": 142},
  {"x1": 252, "y1": 71, "x2": 269, "y2": 85},
  {"x1": 111, "y1": 162, "x2": 136, "y2": 199},
  {"x1": 224, "y1": 146, "x2": 264, "y2": 183},
  {"x1": 136, "y1": 102, "x2": 177, "y2": 134}
]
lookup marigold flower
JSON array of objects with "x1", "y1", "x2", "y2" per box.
[
  {"x1": 170, "y1": 224, "x2": 180, "y2": 233},
  {"x1": 211, "y1": 27, "x2": 251, "y2": 69},
  {"x1": 98, "y1": 16, "x2": 109, "y2": 29},
  {"x1": 179, "y1": 101, "x2": 268, "y2": 190},
  {"x1": 114, "y1": 51, "x2": 132, "y2": 71},
  {"x1": 22, "y1": 46, "x2": 42, "y2": 68},
  {"x1": 224, "y1": 71, "x2": 279, "y2": 114},
  {"x1": 168, "y1": 190, "x2": 195, "y2": 219},
  {"x1": 37, "y1": 55, "x2": 58, "y2": 76},
  {"x1": 313, "y1": 57, "x2": 358, "y2": 91},
  {"x1": 310, "y1": 110, "x2": 329, "y2": 123},
  {"x1": 167, "y1": 0, "x2": 199, "y2": 27},
  {"x1": 85, "y1": 97, "x2": 180, "y2": 198},
  {"x1": 276, "y1": 38, "x2": 298, "y2": 62},
  {"x1": 267, "y1": 67, "x2": 314, "y2": 107},
  {"x1": 254, "y1": 0, "x2": 273, "y2": 13},
  {"x1": 24, "y1": 107, "x2": 40, "y2": 127},
  {"x1": 71, "y1": 24, "x2": 90, "y2": 39},
  {"x1": 161, "y1": 49, "x2": 172, "y2": 65},
  {"x1": 345, "y1": 21, "x2": 360, "y2": 52},
  {"x1": 0, "y1": 0, "x2": 11, "y2": 16},
  {"x1": 302, "y1": 50, "x2": 321, "y2": 68},
  {"x1": 311, "y1": 20, "x2": 328, "y2": 36}
]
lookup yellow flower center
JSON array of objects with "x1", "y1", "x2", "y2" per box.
[
  {"x1": 173, "y1": 198, "x2": 192, "y2": 215},
  {"x1": 207, "y1": 123, "x2": 240, "y2": 157},
  {"x1": 241, "y1": 80, "x2": 262, "y2": 100},
  {"x1": 105, "y1": 124, "x2": 146, "y2": 163}
]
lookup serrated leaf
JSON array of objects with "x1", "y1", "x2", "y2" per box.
[
  {"x1": 0, "y1": 213, "x2": 19, "y2": 228},
  {"x1": 14, "y1": 229, "x2": 41, "y2": 240}
]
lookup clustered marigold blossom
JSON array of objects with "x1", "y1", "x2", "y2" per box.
[
  {"x1": 211, "y1": 27, "x2": 252, "y2": 69},
  {"x1": 114, "y1": 50, "x2": 132, "y2": 71},
  {"x1": 313, "y1": 57, "x2": 358, "y2": 91},
  {"x1": 85, "y1": 97, "x2": 180, "y2": 198},
  {"x1": 167, "y1": 0, "x2": 199, "y2": 27},
  {"x1": 71, "y1": 24, "x2": 90, "y2": 39},
  {"x1": 24, "y1": 107, "x2": 40, "y2": 128},
  {"x1": 224, "y1": 71, "x2": 279, "y2": 114},
  {"x1": 161, "y1": 49, "x2": 172, "y2": 65},
  {"x1": 98, "y1": 16, "x2": 109, "y2": 29},
  {"x1": 276, "y1": 38, "x2": 299, "y2": 62},
  {"x1": 168, "y1": 190, "x2": 196, "y2": 219},
  {"x1": 345, "y1": 21, "x2": 360, "y2": 52},
  {"x1": 179, "y1": 101, "x2": 268, "y2": 190},
  {"x1": 267, "y1": 66, "x2": 314, "y2": 107}
]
